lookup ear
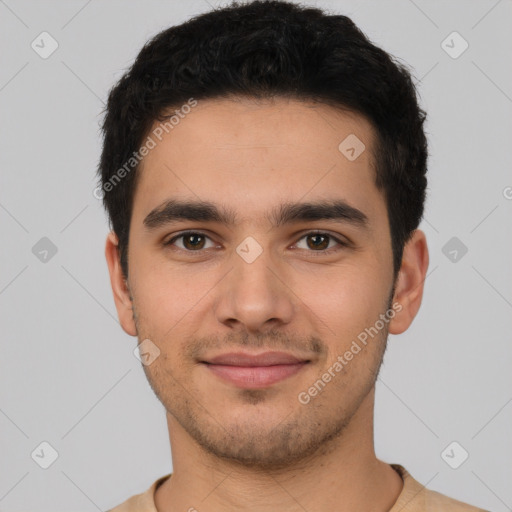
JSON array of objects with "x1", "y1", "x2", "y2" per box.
[
  {"x1": 105, "y1": 231, "x2": 137, "y2": 336},
  {"x1": 388, "y1": 229, "x2": 429, "y2": 335}
]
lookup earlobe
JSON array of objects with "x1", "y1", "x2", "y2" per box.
[
  {"x1": 105, "y1": 231, "x2": 138, "y2": 337},
  {"x1": 388, "y1": 229, "x2": 429, "y2": 335}
]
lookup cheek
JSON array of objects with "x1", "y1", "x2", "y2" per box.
[
  {"x1": 130, "y1": 259, "x2": 223, "y2": 356},
  {"x1": 130, "y1": 251, "x2": 199, "y2": 316},
  {"x1": 300, "y1": 262, "x2": 384, "y2": 318},
  {"x1": 296, "y1": 264, "x2": 389, "y2": 357}
]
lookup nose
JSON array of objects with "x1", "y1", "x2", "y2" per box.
[{"x1": 213, "y1": 243, "x2": 295, "y2": 333}]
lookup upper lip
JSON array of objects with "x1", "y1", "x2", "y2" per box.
[{"x1": 202, "y1": 351, "x2": 309, "y2": 367}]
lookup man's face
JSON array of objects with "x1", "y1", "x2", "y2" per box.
[{"x1": 123, "y1": 97, "x2": 397, "y2": 469}]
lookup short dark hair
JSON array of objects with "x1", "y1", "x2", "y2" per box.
[{"x1": 97, "y1": 0, "x2": 428, "y2": 280}]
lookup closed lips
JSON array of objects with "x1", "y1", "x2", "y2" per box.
[{"x1": 202, "y1": 351, "x2": 310, "y2": 366}]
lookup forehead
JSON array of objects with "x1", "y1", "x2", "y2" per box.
[{"x1": 131, "y1": 97, "x2": 384, "y2": 227}]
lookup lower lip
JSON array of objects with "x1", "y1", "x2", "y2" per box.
[{"x1": 204, "y1": 363, "x2": 307, "y2": 388}]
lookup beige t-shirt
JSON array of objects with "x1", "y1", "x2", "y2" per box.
[{"x1": 107, "y1": 464, "x2": 488, "y2": 512}]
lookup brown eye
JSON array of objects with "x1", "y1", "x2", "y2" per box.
[
  {"x1": 182, "y1": 233, "x2": 206, "y2": 250},
  {"x1": 306, "y1": 234, "x2": 330, "y2": 250},
  {"x1": 295, "y1": 232, "x2": 347, "y2": 253},
  {"x1": 165, "y1": 231, "x2": 215, "y2": 251}
]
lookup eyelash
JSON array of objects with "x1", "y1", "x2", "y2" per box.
[{"x1": 163, "y1": 230, "x2": 349, "y2": 255}]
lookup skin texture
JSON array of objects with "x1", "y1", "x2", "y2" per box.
[{"x1": 105, "y1": 97, "x2": 429, "y2": 511}]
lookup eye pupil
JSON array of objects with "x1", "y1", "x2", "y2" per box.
[
  {"x1": 184, "y1": 234, "x2": 205, "y2": 250},
  {"x1": 307, "y1": 234, "x2": 329, "y2": 250}
]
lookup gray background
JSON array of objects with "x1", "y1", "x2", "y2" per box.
[{"x1": 1, "y1": 0, "x2": 511, "y2": 510}]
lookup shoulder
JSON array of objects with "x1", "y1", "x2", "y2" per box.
[
  {"x1": 106, "y1": 474, "x2": 172, "y2": 512},
  {"x1": 391, "y1": 465, "x2": 489, "y2": 512}
]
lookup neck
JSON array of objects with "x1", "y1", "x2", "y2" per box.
[{"x1": 155, "y1": 388, "x2": 403, "y2": 512}]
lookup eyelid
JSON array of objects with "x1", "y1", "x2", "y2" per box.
[
  {"x1": 292, "y1": 230, "x2": 350, "y2": 252},
  {"x1": 164, "y1": 229, "x2": 349, "y2": 253},
  {"x1": 164, "y1": 230, "x2": 218, "y2": 251}
]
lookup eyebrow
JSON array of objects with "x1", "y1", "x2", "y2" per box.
[{"x1": 143, "y1": 198, "x2": 369, "y2": 231}]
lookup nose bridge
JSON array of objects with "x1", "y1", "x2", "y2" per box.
[
  {"x1": 214, "y1": 238, "x2": 294, "y2": 329},
  {"x1": 234, "y1": 242, "x2": 274, "y2": 292}
]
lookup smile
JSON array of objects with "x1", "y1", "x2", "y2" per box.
[{"x1": 201, "y1": 351, "x2": 310, "y2": 389}]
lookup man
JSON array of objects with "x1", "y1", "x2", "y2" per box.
[{"x1": 99, "y1": 1, "x2": 487, "y2": 510}]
